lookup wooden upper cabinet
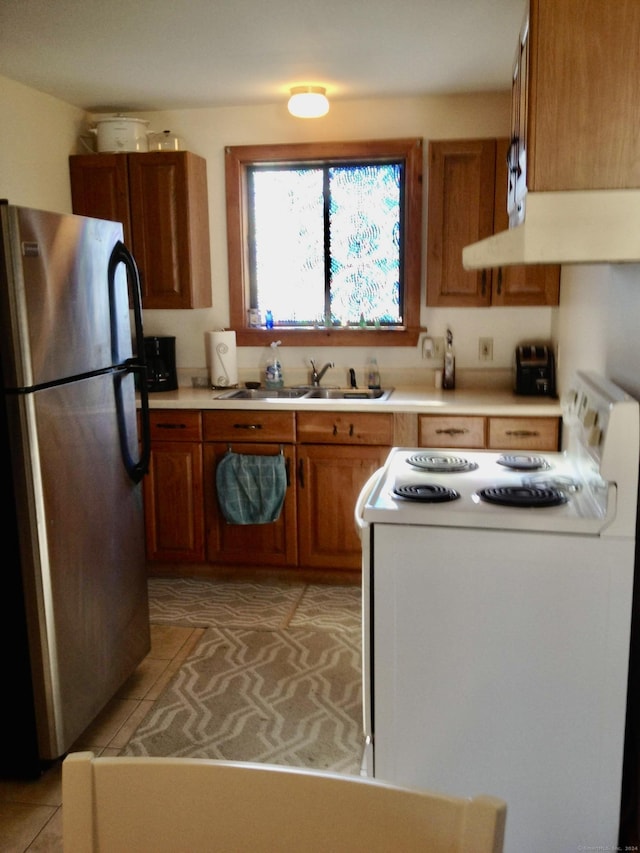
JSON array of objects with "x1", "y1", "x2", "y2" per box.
[
  {"x1": 426, "y1": 138, "x2": 559, "y2": 307},
  {"x1": 523, "y1": 0, "x2": 640, "y2": 192},
  {"x1": 69, "y1": 154, "x2": 132, "y2": 245},
  {"x1": 492, "y1": 138, "x2": 559, "y2": 306},
  {"x1": 69, "y1": 151, "x2": 212, "y2": 309},
  {"x1": 427, "y1": 139, "x2": 496, "y2": 307}
]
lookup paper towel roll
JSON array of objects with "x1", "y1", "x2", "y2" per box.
[{"x1": 205, "y1": 330, "x2": 238, "y2": 388}]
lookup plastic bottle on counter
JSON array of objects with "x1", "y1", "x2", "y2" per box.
[
  {"x1": 442, "y1": 328, "x2": 455, "y2": 390},
  {"x1": 367, "y1": 356, "x2": 381, "y2": 389},
  {"x1": 264, "y1": 340, "x2": 284, "y2": 389}
]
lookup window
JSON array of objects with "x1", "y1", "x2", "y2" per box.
[{"x1": 225, "y1": 139, "x2": 423, "y2": 347}]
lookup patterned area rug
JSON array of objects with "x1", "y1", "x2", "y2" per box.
[
  {"x1": 147, "y1": 577, "x2": 306, "y2": 629},
  {"x1": 124, "y1": 625, "x2": 363, "y2": 774},
  {"x1": 147, "y1": 577, "x2": 362, "y2": 632},
  {"x1": 126, "y1": 579, "x2": 364, "y2": 774}
]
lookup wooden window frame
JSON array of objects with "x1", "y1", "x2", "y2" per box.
[{"x1": 225, "y1": 138, "x2": 423, "y2": 347}]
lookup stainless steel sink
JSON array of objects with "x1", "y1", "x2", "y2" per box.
[
  {"x1": 216, "y1": 386, "x2": 393, "y2": 401},
  {"x1": 216, "y1": 388, "x2": 308, "y2": 400},
  {"x1": 304, "y1": 388, "x2": 393, "y2": 400}
]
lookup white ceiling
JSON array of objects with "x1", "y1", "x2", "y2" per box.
[{"x1": 0, "y1": 0, "x2": 525, "y2": 113}]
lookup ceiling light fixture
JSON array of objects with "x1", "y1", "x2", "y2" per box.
[{"x1": 287, "y1": 86, "x2": 329, "y2": 118}]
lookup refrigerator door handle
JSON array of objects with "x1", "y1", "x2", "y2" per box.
[{"x1": 108, "y1": 240, "x2": 150, "y2": 484}]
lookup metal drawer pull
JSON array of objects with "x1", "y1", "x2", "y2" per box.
[
  {"x1": 156, "y1": 422, "x2": 187, "y2": 429},
  {"x1": 233, "y1": 423, "x2": 263, "y2": 430},
  {"x1": 435, "y1": 428, "x2": 468, "y2": 436},
  {"x1": 505, "y1": 430, "x2": 539, "y2": 437}
]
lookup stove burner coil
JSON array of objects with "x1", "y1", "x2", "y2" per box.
[
  {"x1": 497, "y1": 455, "x2": 550, "y2": 471},
  {"x1": 406, "y1": 454, "x2": 478, "y2": 473},
  {"x1": 478, "y1": 485, "x2": 568, "y2": 508},
  {"x1": 393, "y1": 484, "x2": 460, "y2": 503}
]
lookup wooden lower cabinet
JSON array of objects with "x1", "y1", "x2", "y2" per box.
[
  {"x1": 419, "y1": 415, "x2": 486, "y2": 448},
  {"x1": 203, "y1": 411, "x2": 298, "y2": 567},
  {"x1": 204, "y1": 442, "x2": 298, "y2": 566},
  {"x1": 297, "y1": 444, "x2": 388, "y2": 570},
  {"x1": 418, "y1": 414, "x2": 560, "y2": 451},
  {"x1": 143, "y1": 408, "x2": 560, "y2": 574},
  {"x1": 296, "y1": 412, "x2": 394, "y2": 571},
  {"x1": 143, "y1": 411, "x2": 205, "y2": 562},
  {"x1": 487, "y1": 416, "x2": 559, "y2": 451}
]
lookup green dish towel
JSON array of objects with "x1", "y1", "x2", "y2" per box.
[{"x1": 216, "y1": 450, "x2": 287, "y2": 525}]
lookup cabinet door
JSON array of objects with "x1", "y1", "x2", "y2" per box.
[
  {"x1": 204, "y1": 443, "x2": 298, "y2": 567},
  {"x1": 69, "y1": 154, "x2": 132, "y2": 245},
  {"x1": 492, "y1": 139, "x2": 559, "y2": 306},
  {"x1": 426, "y1": 139, "x2": 496, "y2": 307},
  {"x1": 144, "y1": 440, "x2": 205, "y2": 562},
  {"x1": 526, "y1": 0, "x2": 640, "y2": 192},
  {"x1": 297, "y1": 444, "x2": 388, "y2": 570},
  {"x1": 128, "y1": 152, "x2": 212, "y2": 309}
]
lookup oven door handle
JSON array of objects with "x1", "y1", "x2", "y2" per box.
[{"x1": 355, "y1": 468, "x2": 384, "y2": 537}]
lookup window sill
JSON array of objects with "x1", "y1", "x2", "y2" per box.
[{"x1": 234, "y1": 327, "x2": 421, "y2": 347}]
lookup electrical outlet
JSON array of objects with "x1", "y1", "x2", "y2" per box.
[{"x1": 479, "y1": 337, "x2": 493, "y2": 361}]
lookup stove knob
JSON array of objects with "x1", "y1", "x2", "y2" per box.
[
  {"x1": 582, "y1": 408, "x2": 598, "y2": 428},
  {"x1": 589, "y1": 425, "x2": 603, "y2": 447}
]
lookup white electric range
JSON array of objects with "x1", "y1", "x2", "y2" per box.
[{"x1": 356, "y1": 372, "x2": 639, "y2": 853}]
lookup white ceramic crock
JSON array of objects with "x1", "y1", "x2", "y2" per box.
[{"x1": 91, "y1": 116, "x2": 150, "y2": 153}]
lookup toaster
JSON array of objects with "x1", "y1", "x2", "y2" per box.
[{"x1": 514, "y1": 344, "x2": 556, "y2": 396}]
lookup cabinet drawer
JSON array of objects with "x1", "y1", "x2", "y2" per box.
[
  {"x1": 418, "y1": 415, "x2": 485, "y2": 448},
  {"x1": 297, "y1": 412, "x2": 394, "y2": 445},
  {"x1": 203, "y1": 410, "x2": 295, "y2": 443},
  {"x1": 149, "y1": 410, "x2": 202, "y2": 442},
  {"x1": 488, "y1": 417, "x2": 559, "y2": 451}
]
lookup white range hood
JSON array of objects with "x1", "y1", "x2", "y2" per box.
[{"x1": 463, "y1": 189, "x2": 640, "y2": 268}]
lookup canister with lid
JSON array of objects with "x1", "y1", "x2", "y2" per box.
[{"x1": 148, "y1": 130, "x2": 184, "y2": 151}]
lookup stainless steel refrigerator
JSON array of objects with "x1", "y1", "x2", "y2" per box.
[{"x1": 0, "y1": 202, "x2": 151, "y2": 777}]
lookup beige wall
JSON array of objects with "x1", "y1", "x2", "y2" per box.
[
  {"x1": 556, "y1": 264, "x2": 640, "y2": 400},
  {"x1": 0, "y1": 75, "x2": 85, "y2": 211}
]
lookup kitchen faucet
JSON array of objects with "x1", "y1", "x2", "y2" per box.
[{"x1": 309, "y1": 359, "x2": 334, "y2": 386}]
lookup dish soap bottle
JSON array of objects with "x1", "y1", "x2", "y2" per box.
[
  {"x1": 367, "y1": 356, "x2": 381, "y2": 389},
  {"x1": 264, "y1": 340, "x2": 284, "y2": 389},
  {"x1": 443, "y1": 328, "x2": 455, "y2": 390}
]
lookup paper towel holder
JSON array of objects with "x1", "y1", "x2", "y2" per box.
[{"x1": 206, "y1": 329, "x2": 239, "y2": 389}]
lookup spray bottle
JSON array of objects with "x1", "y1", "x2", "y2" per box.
[{"x1": 264, "y1": 340, "x2": 284, "y2": 389}]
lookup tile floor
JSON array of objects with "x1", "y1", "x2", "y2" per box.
[
  {"x1": 0, "y1": 579, "x2": 362, "y2": 852},
  {"x1": 0, "y1": 623, "x2": 204, "y2": 852}
]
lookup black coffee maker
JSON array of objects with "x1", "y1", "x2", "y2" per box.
[{"x1": 143, "y1": 336, "x2": 178, "y2": 392}]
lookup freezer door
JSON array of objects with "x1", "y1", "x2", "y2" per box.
[
  {"x1": 0, "y1": 205, "x2": 130, "y2": 389},
  {"x1": 8, "y1": 370, "x2": 150, "y2": 760}
]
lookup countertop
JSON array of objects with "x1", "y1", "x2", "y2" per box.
[{"x1": 140, "y1": 384, "x2": 562, "y2": 417}]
